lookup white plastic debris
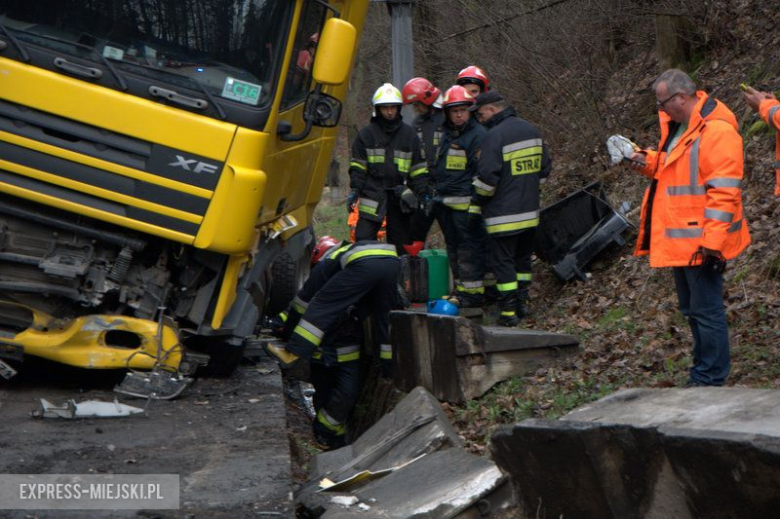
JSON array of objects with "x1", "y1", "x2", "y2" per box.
[
  {"x1": 32, "y1": 399, "x2": 144, "y2": 419},
  {"x1": 606, "y1": 134, "x2": 640, "y2": 165},
  {"x1": 330, "y1": 495, "x2": 359, "y2": 507}
]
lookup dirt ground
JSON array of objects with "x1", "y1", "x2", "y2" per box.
[{"x1": 0, "y1": 357, "x2": 294, "y2": 519}]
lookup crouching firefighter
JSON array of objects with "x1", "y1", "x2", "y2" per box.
[
  {"x1": 434, "y1": 85, "x2": 488, "y2": 307},
  {"x1": 266, "y1": 239, "x2": 401, "y2": 447},
  {"x1": 348, "y1": 83, "x2": 430, "y2": 254}
]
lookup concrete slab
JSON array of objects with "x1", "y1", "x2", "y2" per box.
[
  {"x1": 308, "y1": 386, "x2": 461, "y2": 482},
  {"x1": 300, "y1": 387, "x2": 512, "y2": 518},
  {"x1": 391, "y1": 311, "x2": 579, "y2": 402},
  {"x1": 563, "y1": 387, "x2": 780, "y2": 434},
  {"x1": 321, "y1": 450, "x2": 511, "y2": 518},
  {"x1": 490, "y1": 388, "x2": 780, "y2": 519}
]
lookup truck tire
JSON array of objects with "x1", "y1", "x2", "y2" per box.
[{"x1": 267, "y1": 250, "x2": 311, "y2": 316}]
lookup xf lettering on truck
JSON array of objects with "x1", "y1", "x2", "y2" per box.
[{"x1": 169, "y1": 155, "x2": 219, "y2": 174}]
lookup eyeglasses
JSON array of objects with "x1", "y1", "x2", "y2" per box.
[{"x1": 656, "y1": 92, "x2": 680, "y2": 111}]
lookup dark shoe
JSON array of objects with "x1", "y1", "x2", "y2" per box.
[
  {"x1": 684, "y1": 379, "x2": 706, "y2": 388},
  {"x1": 313, "y1": 430, "x2": 347, "y2": 451},
  {"x1": 313, "y1": 420, "x2": 347, "y2": 450},
  {"x1": 516, "y1": 301, "x2": 530, "y2": 319},
  {"x1": 517, "y1": 283, "x2": 530, "y2": 318},
  {"x1": 458, "y1": 293, "x2": 484, "y2": 308},
  {"x1": 498, "y1": 313, "x2": 519, "y2": 327}
]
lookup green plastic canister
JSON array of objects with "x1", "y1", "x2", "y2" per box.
[{"x1": 419, "y1": 249, "x2": 449, "y2": 299}]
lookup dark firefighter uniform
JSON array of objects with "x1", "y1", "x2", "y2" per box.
[
  {"x1": 270, "y1": 241, "x2": 351, "y2": 341},
  {"x1": 284, "y1": 241, "x2": 400, "y2": 444},
  {"x1": 472, "y1": 101, "x2": 551, "y2": 324},
  {"x1": 434, "y1": 115, "x2": 488, "y2": 304},
  {"x1": 410, "y1": 108, "x2": 445, "y2": 243},
  {"x1": 349, "y1": 117, "x2": 429, "y2": 253}
]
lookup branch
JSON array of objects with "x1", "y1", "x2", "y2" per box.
[{"x1": 436, "y1": 0, "x2": 576, "y2": 43}]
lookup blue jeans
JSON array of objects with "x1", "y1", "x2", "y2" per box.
[{"x1": 672, "y1": 266, "x2": 730, "y2": 386}]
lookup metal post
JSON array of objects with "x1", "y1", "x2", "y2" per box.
[{"x1": 373, "y1": 0, "x2": 418, "y2": 121}]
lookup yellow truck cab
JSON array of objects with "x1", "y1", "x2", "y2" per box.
[{"x1": 0, "y1": 0, "x2": 368, "y2": 376}]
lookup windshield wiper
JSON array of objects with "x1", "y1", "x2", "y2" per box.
[
  {"x1": 13, "y1": 29, "x2": 127, "y2": 91},
  {"x1": 117, "y1": 61, "x2": 227, "y2": 120},
  {"x1": 0, "y1": 20, "x2": 30, "y2": 62}
]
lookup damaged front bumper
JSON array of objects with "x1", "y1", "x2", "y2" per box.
[{"x1": 0, "y1": 301, "x2": 182, "y2": 370}]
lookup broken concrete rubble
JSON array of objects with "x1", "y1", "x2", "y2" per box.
[
  {"x1": 320, "y1": 450, "x2": 511, "y2": 518},
  {"x1": 490, "y1": 388, "x2": 780, "y2": 519},
  {"x1": 391, "y1": 310, "x2": 579, "y2": 402},
  {"x1": 309, "y1": 386, "x2": 462, "y2": 484},
  {"x1": 299, "y1": 386, "x2": 512, "y2": 518}
]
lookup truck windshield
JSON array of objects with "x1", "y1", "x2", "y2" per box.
[{"x1": 0, "y1": 0, "x2": 293, "y2": 128}]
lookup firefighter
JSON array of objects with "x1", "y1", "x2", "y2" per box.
[
  {"x1": 265, "y1": 240, "x2": 401, "y2": 444},
  {"x1": 403, "y1": 77, "x2": 445, "y2": 244},
  {"x1": 433, "y1": 85, "x2": 488, "y2": 306},
  {"x1": 470, "y1": 91, "x2": 551, "y2": 326},
  {"x1": 348, "y1": 84, "x2": 430, "y2": 254},
  {"x1": 743, "y1": 85, "x2": 780, "y2": 195},
  {"x1": 456, "y1": 65, "x2": 490, "y2": 98},
  {"x1": 268, "y1": 236, "x2": 369, "y2": 449},
  {"x1": 627, "y1": 69, "x2": 750, "y2": 387},
  {"x1": 268, "y1": 235, "x2": 343, "y2": 338}
]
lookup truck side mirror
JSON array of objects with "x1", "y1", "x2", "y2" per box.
[{"x1": 313, "y1": 18, "x2": 356, "y2": 86}]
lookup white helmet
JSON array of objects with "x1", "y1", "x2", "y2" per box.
[
  {"x1": 432, "y1": 92, "x2": 444, "y2": 109},
  {"x1": 372, "y1": 83, "x2": 403, "y2": 107}
]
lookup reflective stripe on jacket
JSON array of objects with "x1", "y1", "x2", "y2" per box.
[
  {"x1": 635, "y1": 91, "x2": 750, "y2": 267},
  {"x1": 434, "y1": 117, "x2": 487, "y2": 207},
  {"x1": 473, "y1": 107, "x2": 551, "y2": 236},
  {"x1": 276, "y1": 242, "x2": 351, "y2": 339},
  {"x1": 758, "y1": 99, "x2": 780, "y2": 196},
  {"x1": 348, "y1": 117, "x2": 429, "y2": 221}
]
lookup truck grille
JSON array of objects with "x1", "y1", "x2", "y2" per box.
[{"x1": 0, "y1": 99, "x2": 224, "y2": 240}]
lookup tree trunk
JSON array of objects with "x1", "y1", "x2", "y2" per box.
[{"x1": 655, "y1": 14, "x2": 694, "y2": 70}]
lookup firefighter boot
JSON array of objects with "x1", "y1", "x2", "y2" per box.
[
  {"x1": 517, "y1": 282, "x2": 531, "y2": 319},
  {"x1": 497, "y1": 293, "x2": 519, "y2": 327},
  {"x1": 458, "y1": 292, "x2": 484, "y2": 309}
]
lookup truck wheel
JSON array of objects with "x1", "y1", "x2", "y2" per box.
[{"x1": 267, "y1": 250, "x2": 310, "y2": 316}]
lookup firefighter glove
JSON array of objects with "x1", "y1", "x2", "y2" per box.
[
  {"x1": 346, "y1": 189, "x2": 359, "y2": 213},
  {"x1": 398, "y1": 187, "x2": 418, "y2": 214}
]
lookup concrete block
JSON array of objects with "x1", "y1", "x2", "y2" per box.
[
  {"x1": 299, "y1": 387, "x2": 463, "y2": 515},
  {"x1": 490, "y1": 388, "x2": 780, "y2": 519},
  {"x1": 391, "y1": 310, "x2": 579, "y2": 402},
  {"x1": 321, "y1": 449, "x2": 511, "y2": 518}
]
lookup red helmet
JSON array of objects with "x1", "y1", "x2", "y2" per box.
[
  {"x1": 442, "y1": 85, "x2": 475, "y2": 109},
  {"x1": 456, "y1": 65, "x2": 490, "y2": 92},
  {"x1": 311, "y1": 236, "x2": 340, "y2": 265},
  {"x1": 402, "y1": 77, "x2": 438, "y2": 106}
]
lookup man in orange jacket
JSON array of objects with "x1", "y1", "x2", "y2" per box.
[
  {"x1": 742, "y1": 86, "x2": 780, "y2": 195},
  {"x1": 628, "y1": 69, "x2": 750, "y2": 387}
]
